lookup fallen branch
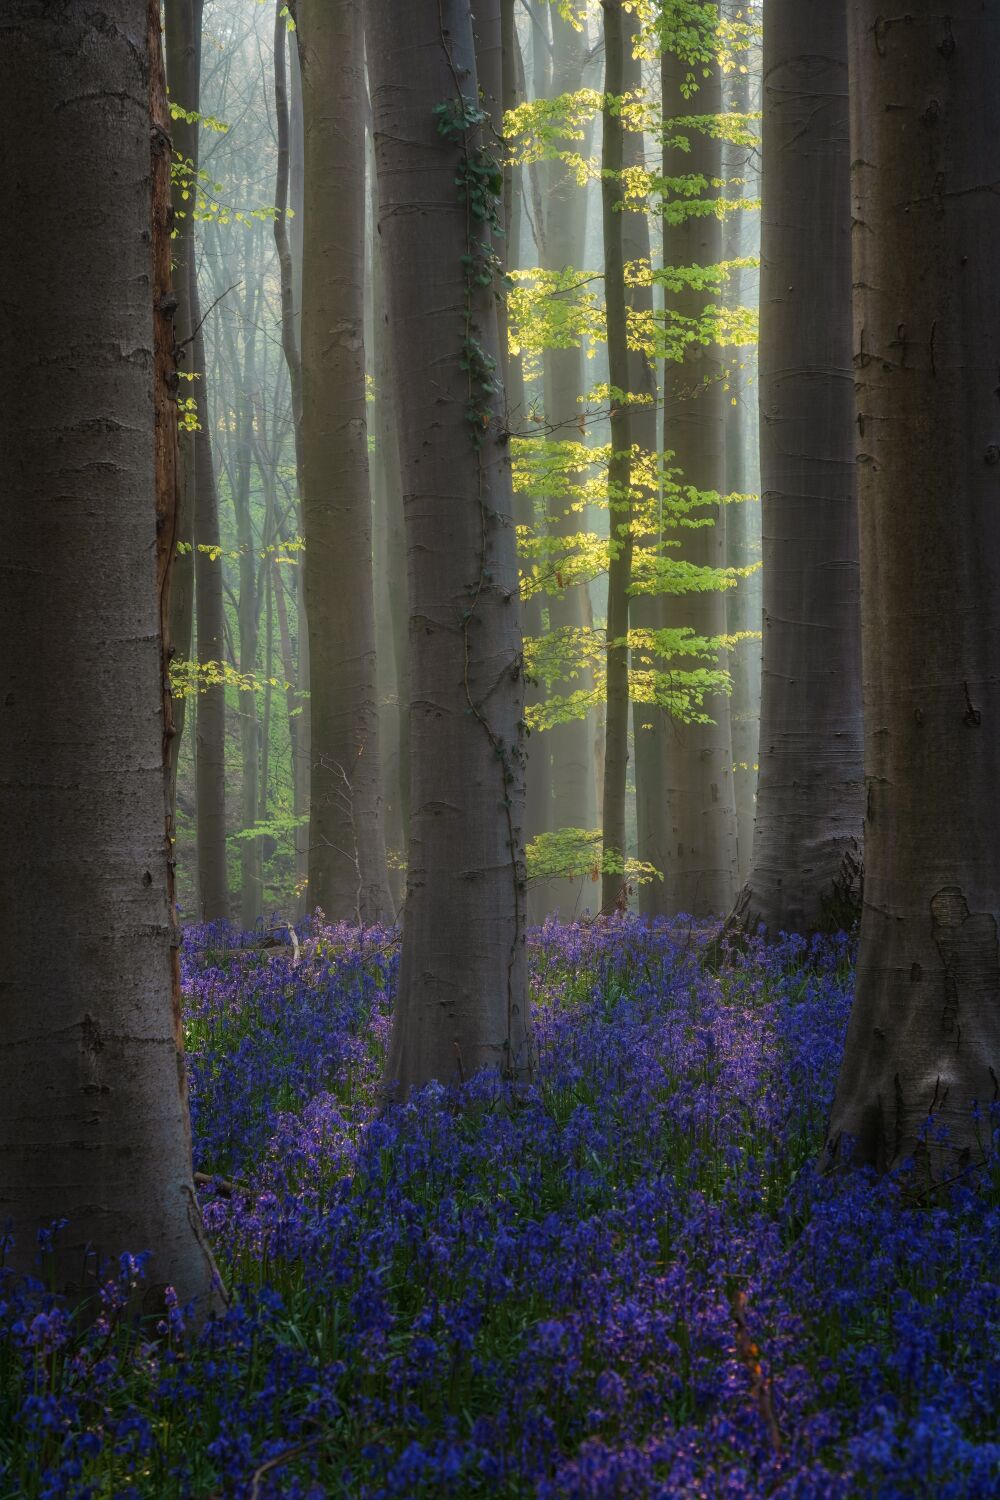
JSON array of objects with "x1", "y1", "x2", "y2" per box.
[{"x1": 730, "y1": 1289, "x2": 782, "y2": 1454}]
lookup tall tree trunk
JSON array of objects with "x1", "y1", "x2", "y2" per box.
[
  {"x1": 600, "y1": 0, "x2": 633, "y2": 913},
  {"x1": 296, "y1": 0, "x2": 391, "y2": 925},
  {"x1": 273, "y1": 1, "x2": 309, "y2": 912},
  {"x1": 657, "y1": 43, "x2": 739, "y2": 918},
  {"x1": 621, "y1": 7, "x2": 663, "y2": 918},
  {"x1": 191, "y1": 297, "x2": 229, "y2": 923},
  {"x1": 368, "y1": 0, "x2": 530, "y2": 1096},
  {"x1": 828, "y1": 1, "x2": 1000, "y2": 1170},
  {"x1": 230, "y1": 271, "x2": 263, "y2": 930},
  {"x1": 722, "y1": 32, "x2": 761, "y2": 886},
  {"x1": 730, "y1": 0, "x2": 862, "y2": 937},
  {"x1": 0, "y1": 0, "x2": 219, "y2": 1308},
  {"x1": 371, "y1": 218, "x2": 410, "y2": 907},
  {"x1": 544, "y1": 9, "x2": 597, "y2": 860},
  {"x1": 164, "y1": 0, "x2": 201, "y2": 812}
]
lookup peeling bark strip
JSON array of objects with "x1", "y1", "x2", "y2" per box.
[
  {"x1": 828, "y1": 1, "x2": 1000, "y2": 1170},
  {"x1": 730, "y1": 0, "x2": 863, "y2": 939},
  {"x1": 0, "y1": 0, "x2": 220, "y2": 1309},
  {"x1": 295, "y1": 0, "x2": 392, "y2": 925},
  {"x1": 367, "y1": 0, "x2": 530, "y2": 1097}
]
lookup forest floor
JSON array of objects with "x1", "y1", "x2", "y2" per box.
[{"x1": 2, "y1": 918, "x2": 999, "y2": 1498}]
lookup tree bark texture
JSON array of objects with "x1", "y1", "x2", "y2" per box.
[
  {"x1": 722, "y1": 42, "x2": 761, "y2": 886},
  {"x1": 731, "y1": 0, "x2": 863, "y2": 938},
  {"x1": 600, "y1": 0, "x2": 634, "y2": 913},
  {"x1": 368, "y1": 0, "x2": 530, "y2": 1096},
  {"x1": 297, "y1": 0, "x2": 392, "y2": 925},
  {"x1": 272, "y1": 4, "x2": 310, "y2": 913},
  {"x1": 0, "y1": 0, "x2": 219, "y2": 1310},
  {"x1": 657, "y1": 49, "x2": 738, "y2": 918},
  {"x1": 828, "y1": 1, "x2": 1000, "y2": 1169}
]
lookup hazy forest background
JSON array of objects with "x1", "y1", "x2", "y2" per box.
[
  {"x1": 3, "y1": 0, "x2": 1000, "y2": 1494},
  {"x1": 168, "y1": 0, "x2": 765, "y2": 934}
]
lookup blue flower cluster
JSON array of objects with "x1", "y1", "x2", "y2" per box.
[{"x1": 2, "y1": 917, "x2": 999, "y2": 1496}]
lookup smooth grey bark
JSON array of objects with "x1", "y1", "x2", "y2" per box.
[
  {"x1": 296, "y1": 0, "x2": 392, "y2": 925},
  {"x1": 600, "y1": 0, "x2": 633, "y2": 913},
  {"x1": 368, "y1": 0, "x2": 530, "y2": 1096},
  {"x1": 273, "y1": 1, "x2": 310, "y2": 911},
  {"x1": 730, "y1": 0, "x2": 863, "y2": 937},
  {"x1": 372, "y1": 221, "x2": 410, "y2": 900},
  {"x1": 0, "y1": 0, "x2": 219, "y2": 1309},
  {"x1": 657, "y1": 49, "x2": 738, "y2": 918},
  {"x1": 828, "y1": 1, "x2": 1000, "y2": 1169},
  {"x1": 722, "y1": 38, "x2": 761, "y2": 886},
  {"x1": 164, "y1": 0, "x2": 201, "y2": 812}
]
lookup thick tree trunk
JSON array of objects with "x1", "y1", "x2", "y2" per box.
[
  {"x1": 658, "y1": 48, "x2": 738, "y2": 919},
  {"x1": 297, "y1": 0, "x2": 391, "y2": 925},
  {"x1": 730, "y1": 0, "x2": 863, "y2": 938},
  {"x1": 164, "y1": 0, "x2": 201, "y2": 812},
  {"x1": 368, "y1": 0, "x2": 530, "y2": 1096},
  {"x1": 600, "y1": 0, "x2": 633, "y2": 914},
  {"x1": 828, "y1": 1, "x2": 1000, "y2": 1170},
  {"x1": 0, "y1": 0, "x2": 219, "y2": 1309}
]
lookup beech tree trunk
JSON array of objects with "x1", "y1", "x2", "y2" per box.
[
  {"x1": 722, "y1": 38, "x2": 761, "y2": 886},
  {"x1": 657, "y1": 47, "x2": 738, "y2": 918},
  {"x1": 622, "y1": 7, "x2": 664, "y2": 919},
  {"x1": 828, "y1": 1, "x2": 1000, "y2": 1170},
  {"x1": 296, "y1": 0, "x2": 392, "y2": 925},
  {"x1": 544, "y1": 9, "x2": 598, "y2": 859},
  {"x1": 600, "y1": 0, "x2": 633, "y2": 914},
  {"x1": 368, "y1": 0, "x2": 530, "y2": 1096},
  {"x1": 0, "y1": 0, "x2": 219, "y2": 1309},
  {"x1": 273, "y1": 0, "x2": 310, "y2": 909},
  {"x1": 730, "y1": 0, "x2": 863, "y2": 937}
]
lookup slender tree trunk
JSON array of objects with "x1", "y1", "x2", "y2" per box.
[
  {"x1": 368, "y1": 0, "x2": 530, "y2": 1096},
  {"x1": 730, "y1": 0, "x2": 862, "y2": 937},
  {"x1": 0, "y1": 0, "x2": 220, "y2": 1308},
  {"x1": 164, "y1": 0, "x2": 201, "y2": 811},
  {"x1": 620, "y1": 8, "x2": 663, "y2": 918},
  {"x1": 230, "y1": 272, "x2": 263, "y2": 930},
  {"x1": 192, "y1": 295, "x2": 229, "y2": 922},
  {"x1": 657, "y1": 45, "x2": 739, "y2": 919},
  {"x1": 296, "y1": 0, "x2": 391, "y2": 924},
  {"x1": 600, "y1": 0, "x2": 633, "y2": 913},
  {"x1": 828, "y1": 1, "x2": 1000, "y2": 1170},
  {"x1": 722, "y1": 36, "x2": 761, "y2": 886},
  {"x1": 544, "y1": 9, "x2": 597, "y2": 860}
]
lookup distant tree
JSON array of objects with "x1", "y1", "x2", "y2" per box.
[
  {"x1": 657, "y1": 22, "x2": 739, "y2": 918},
  {"x1": 730, "y1": 0, "x2": 862, "y2": 937},
  {"x1": 600, "y1": 0, "x2": 634, "y2": 913},
  {"x1": 166, "y1": 0, "x2": 229, "y2": 924},
  {"x1": 368, "y1": 0, "x2": 531, "y2": 1096},
  {"x1": 0, "y1": 0, "x2": 220, "y2": 1307},
  {"x1": 829, "y1": 0, "x2": 1000, "y2": 1169},
  {"x1": 295, "y1": 0, "x2": 392, "y2": 924}
]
